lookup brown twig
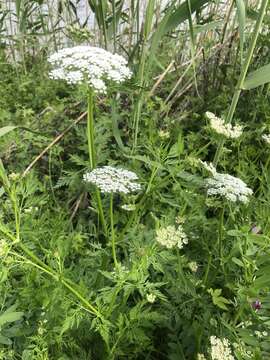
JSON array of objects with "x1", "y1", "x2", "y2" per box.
[{"x1": 22, "y1": 111, "x2": 87, "y2": 178}]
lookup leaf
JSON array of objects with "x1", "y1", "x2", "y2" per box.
[
  {"x1": 208, "y1": 288, "x2": 230, "y2": 311},
  {"x1": 148, "y1": 0, "x2": 209, "y2": 66},
  {"x1": 0, "y1": 310, "x2": 24, "y2": 327},
  {"x1": 242, "y1": 63, "x2": 270, "y2": 90},
  {"x1": 235, "y1": 0, "x2": 246, "y2": 62},
  {"x1": 193, "y1": 20, "x2": 223, "y2": 35},
  {"x1": 0, "y1": 126, "x2": 17, "y2": 138},
  {"x1": 232, "y1": 257, "x2": 245, "y2": 267},
  {"x1": 0, "y1": 335, "x2": 12, "y2": 345}
]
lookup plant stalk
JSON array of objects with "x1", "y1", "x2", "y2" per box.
[
  {"x1": 213, "y1": 0, "x2": 269, "y2": 166},
  {"x1": 110, "y1": 193, "x2": 118, "y2": 268}
]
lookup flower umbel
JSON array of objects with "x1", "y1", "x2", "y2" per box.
[
  {"x1": 146, "y1": 294, "x2": 156, "y2": 303},
  {"x1": 206, "y1": 172, "x2": 253, "y2": 203},
  {"x1": 210, "y1": 336, "x2": 234, "y2": 360},
  {"x1": 262, "y1": 133, "x2": 270, "y2": 145},
  {"x1": 48, "y1": 46, "x2": 132, "y2": 93},
  {"x1": 83, "y1": 166, "x2": 141, "y2": 194},
  {"x1": 156, "y1": 225, "x2": 188, "y2": 249},
  {"x1": 206, "y1": 111, "x2": 243, "y2": 139}
]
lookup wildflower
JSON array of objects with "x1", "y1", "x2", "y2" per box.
[
  {"x1": 156, "y1": 225, "x2": 188, "y2": 250},
  {"x1": 252, "y1": 300, "x2": 262, "y2": 311},
  {"x1": 197, "y1": 354, "x2": 207, "y2": 360},
  {"x1": 83, "y1": 166, "x2": 141, "y2": 194},
  {"x1": 262, "y1": 134, "x2": 270, "y2": 144},
  {"x1": 0, "y1": 239, "x2": 8, "y2": 257},
  {"x1": 206, "y1": 111, "x2": 243, "y2": 139},
  {"x1": 158, "y1": 129, "x2": 170, "y2": 139},
  {"x1": 175, "y1": 215, "x2": 185, "y2": 224},
  {"x1": 188, "y1": 261, "x2": 198, "y2": 273},
  {"x1": 121, "y1": 204, "x2": 136, "y2": 211},
  {"x1": 206, "y1": 173, "x2": 253, "y2": 203},
  {"x1": 146, "y1": 293, "x2": 156, "y2": 303},
  {"x1": 200, "y1": 160, "x2": 217, "y2": 176},
  {"x1": 48, "y1": 46, "x2": 132, "y2": 93},
  {"x1": 8, "y1": 172, "x2": 20, "y2": 181},
  {"x1": 210, "y1": 336, "x2": 234, "y2": 360},
  {"x1": 24, "y1": 206, "x2": 38, "y2": 214}
]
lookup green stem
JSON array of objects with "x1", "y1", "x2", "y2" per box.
[
  {"x1": 100, "y1": 0, "x2": 108, "y2": 50},
  {"x1": 87, "y1": 89, "x2": 107, "y2": 235},
  {"x1": 213, "y1": 0, "x2": 269, "y2": 166},
  {"x1": 176, "y1": 249, "x2": 187, "y2": 288},
  {"x1": 218, "y1": 207, "x2": 225, "y2": 262},
  {"x1": 87, "y1": 90, "x2": 96, "y2": 169},
  {"x1": 112, "y1": 0, "x2": 117, "y2": 52},
  {"x1": 110, "y1": 194, "x2": 118, "y2": 268}
]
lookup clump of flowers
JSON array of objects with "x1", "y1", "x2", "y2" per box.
[
  {"x1": 83, "y1": 166, "x2": 141, "y2": 194},
  {"x1": 262, "y1": 133, "x2": 270, "y2": 144},
  {"x1": 210, "y1": 336, "x2": 234, "y2": 360},
  {"x1": 206, "y1": 112, "x2": 243, "y2": 139},
  {"x1": 188, "y1": 261, "x2": 198, "y2": 273},
  {"x1": 48, "y1": 46, "x2": 132, "y2": 93},
  {"x1": 156, "y1": 225, "x2": 188, "y2": 249},
  {"x1": 206, "y1": 172, "x2": 253, "y2": 203},
  {"x1": 146, "y1": 293, "x2": 156, "y2": 303},
  {"x1": 197, "y1": 354, "x2": 207, "y2": 360}
]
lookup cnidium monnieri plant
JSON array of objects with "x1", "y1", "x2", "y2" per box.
[
  {"x1": 83, "y1": 166, "x2": 141, "y2": 268},
  {"x1": 47, "y1": 46, "x2": 132, "y2": 233},
  {"x1": 201, "y1": 161, "x2": 253, "y2": 283}
]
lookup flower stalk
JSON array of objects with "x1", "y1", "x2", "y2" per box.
[{"x1": 213, "y1": 0, "x2": 269, "y2": 165}]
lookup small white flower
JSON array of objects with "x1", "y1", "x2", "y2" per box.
[
  {"x1": 210, "y1": 336, "x2": 235, "y2": 360},
  {"x1": 197, "y1": 354, "x2": 207, "y2": 360},
  {"x1": 48, "y1": 46, "x2": 132, "y2": 94},
  {"x1": 188, "y1": 261, "x2": 198, "y2": 273},
  {"x1": 156, "y1": 225, "x2": 188, "y2": 250},
  {"x1": 262, "y1": 134, "x2": 270, "y2": 145},
  {"x1": 121, "y1": 204, "x2": 136, "y2": 211},
  {"x1": 146, "y1": 293, "x2": 156, "y2": 303},
  {"x1": 206, "y1": 112, "x2": 243, "y2": 139},
  {"x1": 24, "y1": 206, "x2": 38, "y2": 214},
  {"x1": 206, "y1": 173, "x2": 253, "y2": 204},
  {"x1": 200, "y1": 160, "x2": 217, "y2": 176},
  {"x1": 83, "y1": 166, "x2": 141, "y2": 194}
]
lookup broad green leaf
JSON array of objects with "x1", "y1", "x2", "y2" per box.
[
  {"x1": 148, "y1": 0, "x2": 209, "y2": 66},
  {"x1": 235, "y1": 0, "x2": 246, "y2": 62},
  {"x1": 242, "y1": 63, "x2": 270, "y2": 89},
  {"x1": 232, "y1": 257, "x2": 244, "y2": 267},
  {"x1": 0, "y1": 310, "x2": 24, "y2": 327},
  {"x1": 0, "y1": 335, "x2": 12, "y2": 345},
  {"x1": 0, "y1": 126, "x2": 17, "y2": 138}
]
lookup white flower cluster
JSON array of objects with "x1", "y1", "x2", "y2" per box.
[
  {"x1": 206, "y1": 171, "x2": 253, "y2": 203},
  {"x1": 156, "y1": 225, "x2": 188, "y2": 249},
  {"x1": 197, "y1": 354, "x2": 207, "y2": 360},
  {"x1": 206, "y1": 112, "x2": 243, "y2": 139},
  {"x1": 188, "y1": 261, "x2": 198, "y2": 273},
  {"x1": 48, "y1": 46, "x2": 132, "y2": 93},
  {"x1": 200, "y1": 160, "x2": 217, "y2": 176},
  {"x1": 210, "y1": 336, "x2": 234, "y2": 360},
  {"x1": 262, "y1": 134, "x2": 270, "y2": 145},
  {"x1": 146, "y1": 293, "x2": 156, "y2": 303},
  {"x1": 83, "y1": 166, "x2": 141, "y2": 194}
]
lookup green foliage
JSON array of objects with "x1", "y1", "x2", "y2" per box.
[{"x1": 1, "y1": 0, "x2": 270, "y2": 359}]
